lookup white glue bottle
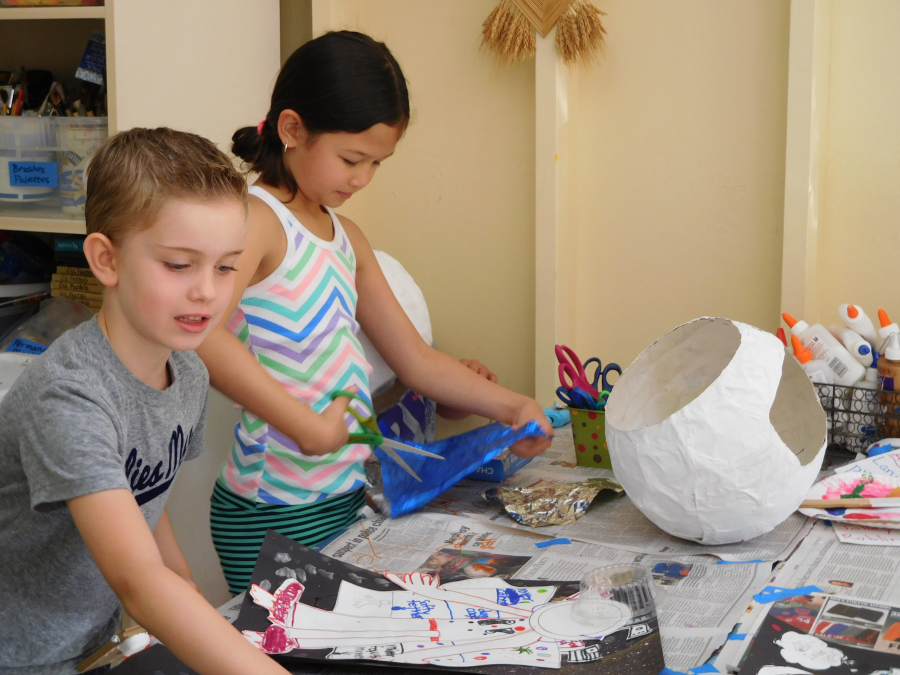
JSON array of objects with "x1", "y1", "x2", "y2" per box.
[
  {"x1": 829, "y1": 325, "x2": 874, "y2": 367},
  {"x1": 783, "y1": 312, "x2": 865, "y2": 386},
  {"x1": 848, "y1": 368, "x2": 880, "y2": 439},
  {"x1": 877, "y1": 309, "x2": 900, "y2": 352},
  {"x1": 791, "y1": 335, "x2": 835, "y2": 384},
  {"x1": 877, "y1": 333, "x2": 900, "y2": 438},
  {"x1": 839, "y1": 304, "x2": 879, "y2": 348}
]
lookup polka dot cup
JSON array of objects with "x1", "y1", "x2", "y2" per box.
[{"x1": 570, "y1": 408, "x2": 612, "y2": 469}]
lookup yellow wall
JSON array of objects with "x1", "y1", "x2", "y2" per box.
[
  {"x1": 281, "y1": 0, "x2": 313, "y2": 63},
  {"x1": 569, "y1": 0, "x2": 790, "y2": 373},
  {"x1": 816, "y1": 1, "x2": 900, "y2": 330},
  {"x1": 323, "y1": 1, "x2": 792, "y2": 400},
  {"x1": 322, "y1": 1, "x2": 538, "y2": 429}
]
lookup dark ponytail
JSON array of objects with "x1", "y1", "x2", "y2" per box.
[{"x1": 233, "y1": 31, "x2": 410, "y2": 198}]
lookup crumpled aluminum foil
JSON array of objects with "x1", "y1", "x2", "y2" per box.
[{"x1": 485, "y1": 478, "x2": 623, "y2": 527}]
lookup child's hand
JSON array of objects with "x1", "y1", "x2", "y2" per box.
[
  {"x1": 508, "y1": 399, "x2": 553, "y2": 458},
  {"x1": 303, "y1": 393, "x2": 353, "y2": 455},
  {"x1": 460, "y1": 358, "x2": 497, "y2": 383},
  {"x1": 437, "y1": 359, "x2": 498, "y2": 420}
]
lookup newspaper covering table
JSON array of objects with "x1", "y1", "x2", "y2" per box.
[
  {"x1": 467, "y1": 426, "x2": 814, "y2": 562},
  {"x1": 717, "y1": 519, "x2": 900, "y2": 671},
  {"x1": 318, "y1": 426, "x2": 824, "y2": 671}
]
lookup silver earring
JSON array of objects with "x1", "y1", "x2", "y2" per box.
[{"x1": 284, "y1": 141, "x2": 288, "y2": 153}]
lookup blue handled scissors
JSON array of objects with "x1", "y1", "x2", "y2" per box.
[
  {"x1": 556, "y1": 344, "x2": 601, "y2": 399},
  {"x1": 556, "y1": 386, "x2": 599, "y2": 410},
  {"x1": 582, "y1": 357, "x2": 622, "y2": 393}
]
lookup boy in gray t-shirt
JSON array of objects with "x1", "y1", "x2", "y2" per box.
[{"x1": 0, "y1": 129, "x2": 299, "y2": 675}]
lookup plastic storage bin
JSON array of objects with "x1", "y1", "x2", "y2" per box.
[
  {"x1": 0, "y1": 116, "x2": 108, "y2": 215},
  {"x1": 54, "y1": 118, "x2": 107, "y2": 214},
  {"x1": 0, "y1": 117, "x2": 57, "y2": 203}
]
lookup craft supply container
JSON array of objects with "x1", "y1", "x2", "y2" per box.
[
  {"x1": 53, "y1": 118, "x2": 108, "y2": 214},
  {"x1": 0, "y1": 116, "x2": 57, "y2": 203},
  {"x1": 814, "y1": 382, "x2": 900, "y2": 454},
  {"x1": 570, "y1": 407, "x2": 612, "y2": 469},
  {"x1": 0, "y1": 117, "x2": 107, "y2": 214}
]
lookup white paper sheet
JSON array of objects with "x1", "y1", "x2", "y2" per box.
[
  {"x1": 833, "y1": 449, "x2": 900, "y2": 479},
  {"x1": 832, "y1": 522, "x2": 900, "y2": 546}
]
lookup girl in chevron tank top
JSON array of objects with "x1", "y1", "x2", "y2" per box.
[{"x1": 197, "y1": 31, "x2": 553, "y2": 594}]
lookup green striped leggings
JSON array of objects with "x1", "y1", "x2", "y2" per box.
[{"x1": 210, "y1": 481, "x2": 366, "y2": 595}]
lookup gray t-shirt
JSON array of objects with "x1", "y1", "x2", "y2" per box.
[{"x1": 0, "y1": 318, "x2": 208, "y2": 674}]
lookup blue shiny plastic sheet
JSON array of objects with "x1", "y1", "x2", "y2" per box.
[{"x1": 375, "y1": 420, "x2": 548, "y2": 518}]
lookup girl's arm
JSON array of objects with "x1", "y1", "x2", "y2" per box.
[
  {"x1": 153, "y1": 507, "x2": 199, "y2": 593},
  {"x1": 68, "y1": 490, "x2": 291, "y2": 675},
  {"x1": 196, "y1": 196, "x2": 352, "y2": 456},
  {"x1": 436, "y1": 359, "x2": 497, "y2": 421},
  {"x1": 346, "y1": 220, "x2": 552, "y2": 457}
]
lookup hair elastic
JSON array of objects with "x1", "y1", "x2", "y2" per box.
[{"x1": 256, "y1": 120, "x2": 266, "y2": 136}]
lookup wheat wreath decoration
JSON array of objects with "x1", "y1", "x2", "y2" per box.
[{"x1": 481, "y1": 0, "x2": 607, "y2": 66}]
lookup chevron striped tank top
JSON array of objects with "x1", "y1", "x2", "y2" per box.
[{"x1": 218, "y1": 186, "x2": 373, "y2": 505}]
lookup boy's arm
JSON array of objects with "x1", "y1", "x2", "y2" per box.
[
  {"x1": 68, "y1": 489, "x2": 290, "y2": 675},
  {"x1": 152, "y1": 508, "x2": 199, "y2": 593}
]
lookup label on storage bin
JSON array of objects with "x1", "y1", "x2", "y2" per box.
[
  {"x1": 9, "y1": 162, "x2": 58, "y2": 188},
  {"x1": 6, "y1": 339, "x2": 48, "y2": 355}
]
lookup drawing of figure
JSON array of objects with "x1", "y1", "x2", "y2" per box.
[{"x1": 243, "y1": 572, "x2": 634, "y2": 668}]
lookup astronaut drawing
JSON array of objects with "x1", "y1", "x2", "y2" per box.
[{"x1": 243, "y1": 571, "x2": 638, "y2": 669}]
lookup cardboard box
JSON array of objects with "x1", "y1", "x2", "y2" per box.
[{"x1": 467, "y1": 449, "x2": 533, "y2": 482}]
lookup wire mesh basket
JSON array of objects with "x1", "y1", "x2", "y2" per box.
[{"x1": 814, "y1": 382, "x2": 900, "y2": 454}]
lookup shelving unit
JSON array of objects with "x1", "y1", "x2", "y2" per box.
[
  {"x1": 0, "y1": 6, "x2": 105, "y2": 20},
  {"x1": 0, "y1": 4, "x2": 110, "y2": 235}
]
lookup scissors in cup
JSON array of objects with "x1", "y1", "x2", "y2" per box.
[
  {"x1": 331, "y1": 390, "x2": 444, "y2": 482},
  {"x1": 556, "y1": 386, "x2": 599, "y2": 410},
  {"x1": 556, "y1": 344, "x2": 601, "y2": 400},
  {"x1": 582, "y1": 357, "x2": 622, "y2": 394},
  {"x1": 557, "y1": 386, "x2": 612, "y2": 411}
]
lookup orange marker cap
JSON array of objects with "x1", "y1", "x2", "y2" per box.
[
  {"x1": 791, "y1": 334, "x2": 812, "y2": 364},
  {"x1": 847, "y1": 305, "x2": 859, "y2": 319},
  {"x1": 879, "y1": 308, "x2": 892, "y2": 328},
  {"x1": 782, "y1": 312, "x2": 798, "y2": 328}
]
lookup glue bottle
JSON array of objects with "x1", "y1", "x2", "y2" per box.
[
  {"x1": 829, "y1": 325, "x2": 874, "y2": 368},
  {"x1": 791, "y1": 335, "x2": 835, "y2": 385},
  {"x1": 877, "y1": 309, "x2": 900, "y2": 352},
  {"x1": 877, "y1": 332, "x2": 900, "y2": 438},
  {"x1": 782, "y1": 313, "x2": 865, "y2": 386},
  {"x1": 846, "y1": 368, "x2": 879, "y2": 438},
  {"x1": 839, "y1": 304, "x2": 879, "y2": 348}
]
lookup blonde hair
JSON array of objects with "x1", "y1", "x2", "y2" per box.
[{"x1": 85, "y1": 127, "x2": 247, "y2": 241}]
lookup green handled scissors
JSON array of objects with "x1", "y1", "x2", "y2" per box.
[{"x1": 331, "y1": 390, "x2": 444, "y2": 482}]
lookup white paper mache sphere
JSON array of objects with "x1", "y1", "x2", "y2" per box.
[{"x1": 605, "y1": 317, "x2": 827, "y2": 545}]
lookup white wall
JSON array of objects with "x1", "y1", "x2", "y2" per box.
[{"x1": 109, "y1": 0, "x2": 281, "y2": 606}]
